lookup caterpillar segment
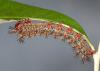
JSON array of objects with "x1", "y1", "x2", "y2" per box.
[{"x1": 9, "y1": 18, "x2": 95, "y2": 63}]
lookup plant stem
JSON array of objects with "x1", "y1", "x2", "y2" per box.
[{"x1": 93, "y1": 42, "x2": 100, "y2": 71}]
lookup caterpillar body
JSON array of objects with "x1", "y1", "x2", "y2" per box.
[{"x1": 9, "y1": 18, "x2": 95, "y2": 63}]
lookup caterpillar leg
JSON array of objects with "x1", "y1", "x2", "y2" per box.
[{"x1": 17, "y1": 34, "x2": 25, "y2": 43}]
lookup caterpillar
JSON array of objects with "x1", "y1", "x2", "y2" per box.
[{"x1": 9, "y1": 18, "x2": 95, "y2": 63}]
